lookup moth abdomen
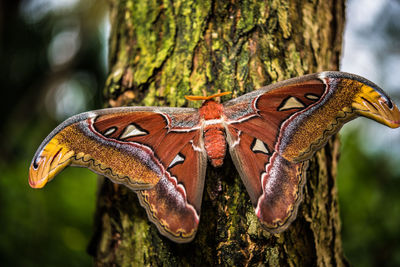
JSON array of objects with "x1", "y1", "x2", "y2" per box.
[{"x1": 203, "y1": 125, "x2": 226, "y2": 167}]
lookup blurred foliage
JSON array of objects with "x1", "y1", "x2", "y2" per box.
[
  {"x1": 338, "y1": 127, "x2": 400, "y2": 267},
  {"x1": 0, "y1": 0, "x2": 107, "y2": 266},
  {"x1": 0, "y1": 0, "x2": 399, "y2": 266}
]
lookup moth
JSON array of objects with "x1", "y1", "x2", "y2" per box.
[{"x1": 29, "y1": 71, "x2": 400, "y2": 243}]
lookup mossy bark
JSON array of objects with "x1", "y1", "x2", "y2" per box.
[{"x1": 89, "y1": 0, "x2": 349, "y2": 266}]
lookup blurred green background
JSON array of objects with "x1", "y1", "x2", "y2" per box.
[
  {"x1": 0, "y1": 0, "x2": 107, "y2": 266},
  {"x1": 0, "y1": 0, "x2": 399, "y2": 266}
]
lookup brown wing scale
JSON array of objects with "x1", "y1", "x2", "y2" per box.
[
  {"x1": 225, "y1": 72, "x2": 400, "y2": 232},
  {"x1": 137, "y1": 135, "x2": 207, "y2": 243}
]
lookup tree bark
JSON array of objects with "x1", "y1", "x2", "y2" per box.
[{"x1": 89, "y1": 0, "x2": 349, "y2": 266}]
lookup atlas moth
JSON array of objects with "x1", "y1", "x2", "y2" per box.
[{"x1": 29, "y1": 71, "x2": 400, "y2": 243}]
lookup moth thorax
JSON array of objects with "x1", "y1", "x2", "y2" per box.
[{"x1": 203, "y1": 125, "x2": 226, "y2": 167}]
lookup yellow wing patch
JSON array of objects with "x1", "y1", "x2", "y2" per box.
[
  {"x1": 29, "y1": 137, "x2": 74, "y2": 188},
  {"x1": 278, "y1": 97, "x2": 305, "y2": 111}
]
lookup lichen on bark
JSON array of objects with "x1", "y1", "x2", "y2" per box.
[{"x1": 89, "y1": 0, "x2": 349, "y2": 266}]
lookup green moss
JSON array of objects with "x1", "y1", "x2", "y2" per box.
[
  {"x1": 276, "y1": 1, "x2": 291, "y2": 38},
  {"x1": 265, "y1": 247, "x2": 280, "y2": 266},
  {"x1": 285, "y1": 43, "x2": 304, "y2": 75},
  {"x1": 132, "y1": 0, "x2": 176, "y2": 85},
  {"x1": 155, "y1": 1, "x2": 211, "y2": 106},
  {"x1": 105, "y1": 63, "x2": 125, "y2": 96}
]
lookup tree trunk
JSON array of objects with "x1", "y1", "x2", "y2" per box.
[{"x1": 89, "y1": 0, "x2": 348, "y2": 266}]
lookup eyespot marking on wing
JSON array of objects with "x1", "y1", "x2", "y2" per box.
[
  {"x1": 119, "y1": 123, "x2": 149, "y2": 139},
  {"x1": 103, "y1": 127, "x2": 117, "y2": 136},
  {"x1": 278, "y1": 97, "x2": 305, "y2": 111},
  {"x1": 168, "y1": 153, "x2": 185, "y2": 169},
  {"x1": 304, "y1": 93, "x2": 320, "y2": 101},
  {"x1": 251, "y1": 138, "x2": 270, "y2": 155}
]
